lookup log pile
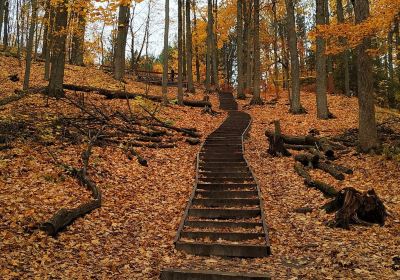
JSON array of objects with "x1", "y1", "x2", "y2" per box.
[{"x1": 266, "y1": 121, "x2": 387, "y2": 228}]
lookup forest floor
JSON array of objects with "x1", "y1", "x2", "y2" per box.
[{"x1": 0, "y1": 56, "x2": 399, "y2": 279}]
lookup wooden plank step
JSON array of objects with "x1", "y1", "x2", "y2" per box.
[
  {"x1": 198, "y1": 172, "x2": 252, "y2": 178},
  {"x1": 185, "y1": 220, "x2": 262, "y2": 229},
  {"x1": 198, "y1": 167, "x2": 250, "y2": 172},
  {"x1": 180, "y1": 231, "x2": 265, "y2": 241},
  {"x1": 192, "y1": 198, "x2": 260, "y2": 207},
  {"x1": 199, "y1": 158, "x2": 246, "y2": 163},
  {"x1": 160, "y1": 269, "x2": 271, "y2": 280},
  {"x1": 197, "y1": 183, "x2": 257, "y2": 191},
  {"x1": 196, "y1": 190, "x2": 258, "y2": 198},
  {"x1": 188, "y1": 208, "x2": 261, "y2": 219},
  {"x1": 198, "y1": 177, "x2": 254, "y2": 183},
  {"x1": 175, "y1": 241, "x2": 270, "y2": 258}
]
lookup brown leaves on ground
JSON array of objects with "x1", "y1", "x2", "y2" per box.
[{"x1": 1, "y1": 56, "x2": 399, "y2": 279}]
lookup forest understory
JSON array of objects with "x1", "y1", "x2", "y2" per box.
[{"x1": 1, "y1": 56, "x2": 400, "y2": 279}]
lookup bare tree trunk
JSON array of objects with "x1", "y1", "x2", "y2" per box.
[
  {"x1": 42, "y1": 0, "x2": 50, "y2": 59},
  {"x1": 211, "y1": 0, "x2": 218, "y2": 89},
  {"x1": 205, "y1": 0, "x2": 212, "y2": 91},
  {"x1": 71, "y1": 0, "x2": 86, "y2": 66},
  {"x1": 236, "y1": 0, "x2": 245, "y2": 99},
  {"x1": 394, "y1": 17, "x2": 400, "y2": 82},
  {"x1": 114, "y1": 2, "x2": 130, "y2": 80},
  {"x1": 316, "y1": 0, "x2": 329, "y2": 119},
  {"x1": 186, "y1": 0, "x2": 195, "y2": 92},
  {"x1": 354, "y1": 0, "x2": 378, "y2": 152},
  {"x1": 0, "y1": 0, "x2": 4, "y2": 41},
  {"x1": 34, "y1": 17, "x2": 43, "y2": 60},
  {"x1": 285, "y1": 0, "x2": 303, "y2": 113},
  {"x1": 182, "y1": 2, "x2": 187, "y2": 80},
  {"x1": 272, "y1": 0, "x2": 279, "y2": 99},
  {"x1": 250, "y1": 0, "x2": 262, "y2": 105},
  {"x1": 47, "y1": 0, "x2": 68, "y2": 98},
  {"x1": 162, "y1": 0, "x2": 170, "y2": 104},
  {"x1": 23, "y1": 0, "x2": 38, "y2": 90},
  {"x1": 44, "y1": 5, "x2": 54, "y2": 81},
  {"x1": 245, "y1": 4, "x2": 253, "y2": 93},
  {"x1": 3, "y1": 0, "x2": 9, "y2": 49},
  {"x1": 324, "y1": 0, "x2": 335, "y2": 94},
  {"x1": 177, "y1": 0, "x2": 184, "y2": 105},
  {"x1": 336, "y1": 0, "x2": 350, "y2": 96},
  {"x1": 387, "y1": 29, "x2": 395, "y2": 108},
  {"x1": 192, "y1": 0, "x2": 200, "y2": 83}
]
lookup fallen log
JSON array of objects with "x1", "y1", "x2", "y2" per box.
[
  {"x1": 186, "y1": 137, "x2": 201, "y2": 145},
  {"x1": 42, "y1": 136, "x2": 101, "y2": 236},
  {"x1": 294, "y1": 162, "x2": 312, "y2": 183},
  {"x1": 284, "y1": 144, "x2": 315, "y2": 151},
  {"x1": 316, "y1": 161, "x2": 345, "y2": 181},
  {"x1": 63, "y1": 84, "x2": 212, "y2": 108},
  {"x1": 329, "y1": 163, "x2": 353, "y2": 175},
  {"x1": 306, "y1": 180, "x2": 338, "y2": 198},
  {"x1": 323, "y1": 187, "x2": 386, "y2": 229},
  {"x1": 294, "y1": 153, "x2": 319, "y2": 167},
  {"x1": 265, "y1": 130, "x2": 335, "y2": 158}
]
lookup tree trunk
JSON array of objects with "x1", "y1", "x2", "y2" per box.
[
  {"x1": 272, "y1": 0, "x2": 279, "y2": 99},
  {"x1": 354, "y1": 0, "x2": 378, "y2": 152},
  {"x1": 250, "y1": 0, "x2": 262, "y2": 105},
  {"x1": 114, "y1": 3, "x2": 130, "y2": 80},
  {"x1": 71, "y1": 1, "x2": 86, "y2": 66},
  {"x1": 324, "y1": 0, "x2": 335, "y2": 94},
  {"x1": 205, "y1": 0, "x2": 212, "y2": 91},
  {"x1": 162, "y1": 0, "x2": 170, "y2": 104},
  {"x1": 0, "y1": 0, "x2": 4, "y2": 41},
  {"x1": 316, "y1": 0, "x2": 329, "y2": 119},
  {"x1": 44, "y1": 5, "x2": 54, "y2": 81},
  {"x1": 394, "y1": 18, "x2": 399, "y2": 82},
  {"x1": 285, "y1": 0, "x2": 302, "y2": 113},
  {"x1": 47, "y1": 0, "x2": 68, "y2": 98},
  {"x1": 23, "y1": 0, "x2": 38, "y2": 90},
  {"x1": 211, "y1": 0, "x2": 218, "y2": 89},
  {"x1": 192, "y1": 0, "x2": 201, "y2": 83},
  {"x1": 182, "y1": 2, "x2": 186, "y2": 80},
  {"x1": 41, "y1": 0, "x2": 50, "y2": 59},
  {"x1": 387, "y1": 29, "x2": 395, "y2": 108},
  {"x1": 336, "y1": 0, "x2": 350, "y2": 96},
  {"x1": 186, "y1": 0, "x2": 195, "y2": 93},
  {"x1": 245, "y1": 4, "x2": 253, "y2": 93},
  {"x1": 2, "y1": 0, "x2": 9, "y2": 48},
  {"x1": 177, "y1": 0, "x2": 184, "y2": 105},
  {"x1": 236, "y1": 0, "x2": 245, "y2": 99}
]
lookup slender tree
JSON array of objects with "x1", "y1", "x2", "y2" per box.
[
  {"x1": 23, "y1": 0, "x2": 38, "y2": 90},
  {"x1": 192, "y1": 0, "x2": 200, "y2": 83},
  {"x1": 387, "y1": 28, "x2": 395, "y2": 108},
  {"x1": 3, "y1": 0, "x2": 9, "y2": 48},
  {"x1": 354, "y1": 0, "x2": 378, "y2": 151},
  {"x1": 285, "y1": 0, "x2": 303, "y2": 113},
  {"x1": 236, "y1": 0, "x2": 245, "y2": 99},
  {"x1": 250, "y1": 0, "x2": 263, "y2": 105},
  {"x1": 0, "y1": 0, "x2": 4, "y2": 41},
  {"x1": 177, "y1": 0, "x2": 184, "y2": 105},
  {"x1": 211, "y1": 0, "x2": 218, "y2": 89},
  {"x1": 47, "y1": 0, "x2": 68, "y2": 98},
  {"x1": 316, "y1": 0, "x2": 330, "y2": 119},
  {"x1": 205, "y1": 0, "x2": 212, "y2": 91},
  {"x1": 162, "y1": 0, "x2": 170, "y2": 104},
  {"x1": 336, "y1": 0, "x2": 350, "y2": 96},
  {"x1": 186, "y1": 0, "x2": 195, "y2": 92},
  {"x1": 114, "y1": 1, "x2": 130, "y2": 80},
  {"x1": 71, "y1": 0, "x2": 86, "y2": 66}
]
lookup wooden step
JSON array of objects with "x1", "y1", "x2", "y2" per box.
[
  {"x1": 188, "y1": 208, "x2": 261, "y2": 219},
  {"x1": 192, "y1": 198, "x2": 260, "y2": 207},
  {"x1": 196, "y1": 190, "x2": 258, "y2": 199},
  {"x1": 185, "y1": 220, "x2": 263, "y2": 229},
  {"x1": 197, "y1": 183, "x2": 257, "y2": 191},
  {"x1": 180, "y1": 231, "x2": 265, "y2": 241},
  {"x1": 175, "y1": 241, "x2": 270, "y2": 258},
  {"x1": 160, "y1": 269, "x2": 271, "y2": 280}
]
